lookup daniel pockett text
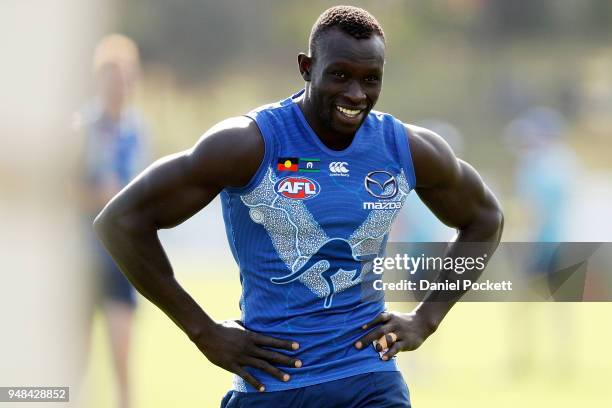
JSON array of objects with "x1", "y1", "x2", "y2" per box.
[{"x1": 371, "y1": 254, "x2": 513, "y2": 292}]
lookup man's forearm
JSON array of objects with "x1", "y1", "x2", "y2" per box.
[
  {"x1": 414, "y1": 208, "x2": 504, "y2": 330},
  {"x1": 93, "y1": 211, "x2": 214, "y2": 341}
]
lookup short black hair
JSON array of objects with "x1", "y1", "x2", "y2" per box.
[{"x1": 309, "y1": 5, "x2": 385, "y2": 56}]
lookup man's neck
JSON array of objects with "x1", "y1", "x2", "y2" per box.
[{"x1": 296, "y1": 95, "x2": 355, "y2": 151}]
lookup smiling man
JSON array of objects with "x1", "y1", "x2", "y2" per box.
[{"x1": 94, "y1": 6, "x2": 503, "y2": 408}]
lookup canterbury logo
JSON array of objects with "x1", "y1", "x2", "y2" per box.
[{"x1": 329, "y1": 162, "x2": 349, "y2": 174}]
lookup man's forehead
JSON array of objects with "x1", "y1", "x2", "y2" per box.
[{"x1": 315, "y1": 28, "x2": 385, "y2": 64}]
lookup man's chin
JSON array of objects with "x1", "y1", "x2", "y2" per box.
[{"x1": 331, "y1": 115, "x2": 366, "y2": 136}]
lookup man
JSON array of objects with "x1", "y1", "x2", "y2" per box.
[
  {"x1": 94, "y1": 6, "x2": 503, "y2": 407},
  {"x1": 77, "y1": 34, "x2": 148, "y2": 408}
]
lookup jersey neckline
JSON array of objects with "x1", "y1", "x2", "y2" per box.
[{"x1": 289, "y1": 89, "x2": 366, "y2": 157}]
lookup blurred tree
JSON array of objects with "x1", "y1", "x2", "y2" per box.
[
  {"x1": 482, "y1": 0, "x2": 552, "y2": 37},
  {"x1": 114, "y1": 0, "x2": 265, "y2": 83}
]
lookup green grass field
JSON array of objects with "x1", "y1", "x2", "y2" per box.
[{"x1": 83, "y1": 272, "x2": 612, "y2": 407}]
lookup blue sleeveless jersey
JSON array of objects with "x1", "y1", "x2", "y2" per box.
[{"x1": 220, "y1": 90, "x2": 416, "y2": 392}]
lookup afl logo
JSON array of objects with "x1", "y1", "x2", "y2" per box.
[{"x1": 274, "y1": 176, "x2": 321, "y2": 200}]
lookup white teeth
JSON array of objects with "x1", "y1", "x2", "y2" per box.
[{"x1": 336, "y1": 105, "x2": 361, "y2": 117}]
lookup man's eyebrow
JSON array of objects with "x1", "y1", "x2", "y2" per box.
[{"x1": 324, "y1": 60, "x2": 382, "y2": 70}]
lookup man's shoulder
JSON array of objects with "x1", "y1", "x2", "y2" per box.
[
  {"x1": 248, "y1": 92, "x2": 297, "y2": 116},
  {"x1": 198, "y1": 116, "x2": 263, "y2": 153},
  {"x1": 372, "y1": 116, "x2": 449, "y2": 155},
  {"x1": 401, "y1": 123, "x2": 438, "y2": 143},
  {"x1": 395, "y1": 122, "x2": 460, "y2": 189},
  {"x1": 189, "y1": 116, "x2": 264, "y2": 188}
]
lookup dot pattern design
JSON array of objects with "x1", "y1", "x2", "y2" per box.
[
  {"x1": 240, "y1": 167, "x2": 409, "y2": 308},
  {"x1": 349, "y1": 171, "x2": 410, "y2": 256},
  {"x1": 241, "y1": 168, "x2": 329, "y2": 272}
]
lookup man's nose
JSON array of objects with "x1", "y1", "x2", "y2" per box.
[{"x1": 343, "y1": 81, "x2": 366, "y2": 105}]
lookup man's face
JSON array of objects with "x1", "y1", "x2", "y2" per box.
[{"x1": 302, "y1": 28, "x2": 385, "y2": 136}]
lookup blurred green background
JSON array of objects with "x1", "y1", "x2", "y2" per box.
[
  {"x1": 112, "y1": 0, "x2": 612, "y2": 171},
  {"x1": 2, "y1": 1, "x2": 611, "y2": 407},
  {"x1": 79, "y1": 0, "x2": 612, "y2": 406},
  {"x1": 83, "y1": 266, "x2": 612, "y2": 407}
]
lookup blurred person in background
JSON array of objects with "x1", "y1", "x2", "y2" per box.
[
  {"x1": 504, "y1": 106, "x2": 580, "y2": 380},
  {"x1": 505, "y1": 106, "x2": 578, "y2": 244},
  {"x1": 74, "y1": 34, "x2": 149, "y2": 408},
  {"x1": 94, "y1": 6, "x2": 502, "y2": 407}
]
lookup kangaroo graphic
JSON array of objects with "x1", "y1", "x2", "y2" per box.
[
  {"x1": 270, "y1": 238, "x2": 363, "y2": 308},
  {"x1": 241, "y1": 167, "x2": 410, "y2": 309}
]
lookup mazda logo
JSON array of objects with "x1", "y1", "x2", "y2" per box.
[{"x1": 364, "y1": 171, "x2": 397, "y2": 199}]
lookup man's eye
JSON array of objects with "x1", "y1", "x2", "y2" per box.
[
  {"x1": 332, "y1": 71, "x2": 346, "y2": 79},
  {"x1": 365, "y1": 75, "x2": 379, "y2": 83}
]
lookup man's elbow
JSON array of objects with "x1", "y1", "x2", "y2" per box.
[
  {"x1": 461, "y1": 200, "x2": 504, "y2": 243},
  {"x1": 93, "y1": 206, "x2": 117, "y2": 243},
  {"x1": 481, "y1": 203, "x2": 504, "y2": 241},
  {"x1": 93, "y1": 202, "x2": 133, "y2": 241},
  {"x1": 94, "y1": 199, "x2": 154, "y2": 244}
]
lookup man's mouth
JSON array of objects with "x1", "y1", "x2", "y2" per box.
[{"x1": 335, "y1": 105, "x2": 363, "y2": 118}]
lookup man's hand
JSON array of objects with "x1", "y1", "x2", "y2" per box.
[
  {"x1": 354, "y1": 311, "x2": 436, "y2": 360},
  {"x1": 93, "y1": 117, "x2": 285, "y2": 391},
  {"x1": 350, "y1": 126, "x2": 502, "y2": 361},
  {"x1": 193, "y1": 320, "x2": 302, "y2": 392}
]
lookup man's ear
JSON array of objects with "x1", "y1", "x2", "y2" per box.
[{"x1": 297, "y1": 53, "x2": 312, "y2": 81}]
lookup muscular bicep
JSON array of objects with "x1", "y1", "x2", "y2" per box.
[
  {"x1": 409, "y1": 125, "x2": 500, "y2": 233},
  {"x1": 112, "y1": 152, "x2": 217, "y2": 230},
  {"x1": 416, "y1": 160, "x2": 492, "y2": 230},
  {"x1": 99, "y1": 116, "x2": 263, "y2": 231}
]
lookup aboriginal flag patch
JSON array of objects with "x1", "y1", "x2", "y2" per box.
[{"x1": 277, "y1": 157, "x2": 299, "y2": 172}]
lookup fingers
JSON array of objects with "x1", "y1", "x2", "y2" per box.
[
  {"x1": 245, "y1": 357, "x2": 291, "y2": 383},
  {"x1": 235, "y1": 331, "x2": 302, "y2": 391},
  {"x1": 374, "y1": 332, "x2": 398, "y2": 352},
  {"x1": 361, "y1": 311, "x2": 392, "y2": 330},
  {"x1": 355, "y1": 312, "x2": 398, "y2": 349},
  {"x1": 252, "y1": 347, "x2": 302, "y2": 368},
  {"x1": 236, "y1": 367, "x2": 265, "y2": 392},
  {"x1": 252, "y1": 332, "x2": 299, "y2": 351},
  {"x1": 355, "y1": 325, "x2": 388, "y2": 349},
  {"x1": 381, "y1": 341, "x2": 403, "y2": 361},
  {"x1": 384, "y1": 332, "x2": 398, "y2": 348}
]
